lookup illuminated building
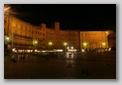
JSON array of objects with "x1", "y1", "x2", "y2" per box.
[
  {"x1": 33, "y1": 23, "x2": 46, "y2": 51},
  {"x1": 4, "y1": 14, "x2": 33, "y2": 53},
  {"x1": 45, "y1": 22, "x2": 80, "y2": 50},
  {"x1": 4, "y1": 14, "x2": 115, "y2": 53},
  {"x1": 80, "y1": 31, "x2": 109, "y2": 51}
]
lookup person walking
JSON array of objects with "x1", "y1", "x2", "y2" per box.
[{"x1": 11, "y1": 54, "x2": 17, "y2": 63}]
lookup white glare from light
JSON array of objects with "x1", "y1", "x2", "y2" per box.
[
  {"x1": 82, "y1": 49, "x2": 85, "y2": 52},
  {"x1": 71, "y1": 47, "x2": 74, "y2": 49},
  {"x1": 108, "y1": 48, "x2": 111, "y2": 51},
  {"x1": 67, "y1": 47, "x2": 69, "y2": 49}
]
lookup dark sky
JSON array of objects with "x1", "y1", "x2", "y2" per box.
[{"x1": 8, "y1": 4, "x2": 116, "y2": 31}]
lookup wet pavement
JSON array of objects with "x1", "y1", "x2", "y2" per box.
[{"x1": 4, "y1": 52, "x2": 116, "y2": 79}]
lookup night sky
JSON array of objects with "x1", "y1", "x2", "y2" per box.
[{"x1": 7, "y1": 4, "x2": 116, "y2": 31}]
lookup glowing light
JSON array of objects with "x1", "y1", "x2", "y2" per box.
[
  {"x1": 12, "y1": 48, "x2": 17, "y2": 52},
  {"x1": 63, "y1": 42, "x2": 68, "y2": 46},
  {"x1": 56, "y1": 49, "x2": 63, "y2": 52},
  {"x1": 108, "y1": 48, "x2": 111, "y2": 51},
  {"x1": 42, "y1": 51, "x2": 46, "y2": 52},
  {"x1": 71, "y1": 47, "x2": 74, "y2": 49},
  {"x1": 18, "y1": 50, "x2": 22, "y2": 53},
  {"x1": 33, "y1": 40, "x2": 38, "y2": 45},
  {"x1": 48, "y1": 42, "x2": 53, "y2": 46},
  {"x1": 68, "y1": 49, "x2": 77, "y2": 52},
  {"x1": 35, "y1": 41, "x2": 38, "y2": 44},
  {"x1": 106, "y1": 31, "x2": 109, "y2": 35},
  {"x1": 102, "y1": 42, "x2": 106, "y2": 46},
  {"x1": 83, "y1": 42, "x2": 87, "y2": 46},
  {"x1": 35, "y1": 49, "x2": 37, "y2": 52},
  {"x1": 4, "y1": 6, "x2": 10, "y2": 12},
  {"x1": 6, "y1": 37, "x2": 10, "y2": 41},
  {"x1": 67, "y1": 47, "x2": 69, "y2": 49},
  {"x1": 81, "y1": 49, "x2": 85, "y2": 52},
  {"x1": 12, "y1": 48, "x2": 15, "y2": 51},
  {"x1": 27, "y1": 50, "x2": 31, "y2": 53}
]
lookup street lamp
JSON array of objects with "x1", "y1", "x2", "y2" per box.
[
  {"x1": 33, "y1": 40, "x2": 38, "y2": 45},
  {"x1": 63, "y1": 42, "x2": 68, "y2": 46},
  {"x1": 33, "y1": 40, "x2": 38, "y2": 52},
  {"x1": 34, "y1": 41, "x2": 38, "y2": 44},
  {"x1": 5, "y1": 36, "x2": 10, "y2": 44},
  {"x1": 6, "y1": 37, "x2": 9, "y2": 40},
  {"x1": 63, "y1": 42, "x2": 68, "y2": 52},
  {"x1": 4, "y1": 36, "x2": 11, "y2": 53},
  {"x1": 4, "y1": 6, "x2": 12, "y2": 53},
  {"x1": 83, "y1": 42, "x2": 87, "y2": 48},
  {"x1": 4, "y1": 6, "x2": 11, "y2": 53},
  {"x1": 48, "y1": 42, "x2": 53, "y2": 50},
  {"x1": 48, "y1": 42, "x2": 53, "y2": 46},
  {"x1": 82, "y1": 42, "x2": 87, "y2": 51},
  {"x1": 5, "y1": 36, "x2": 10, "y2": 42},
  {"x1": 102, "y1": 42, "x2": 106, "y2": 48}
]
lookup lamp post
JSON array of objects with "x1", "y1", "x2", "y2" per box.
[
  {"x1": 82, "y1": 42, "x2": 87, "y2": 51},
  {"x1": 5, "y1": 36, "x2": 10, "y2": 43},
  {"x1": 102, "y1": 42, "x2": 106, "y2": 48},
  {"x1": 63, "y1": 42, "x2": 67, "y2": 46},
  {"x1": 48, "y1": 42, "x2": 53, "y2": 50},
  {"x1": 33, "y1": 40, "x2": 38, "y2": 52},
  {"x1": 63, "y1": 42, "x2": 68, "y2": 52},
  {"x1": 4, "y1": 6, "x2": 15, "y2": 53},
  {"x1": 83, "y1": 42, "x2": 87, "y2": 48},
  {"x1": 4, "y1": 36, "x2": 11, "y2": 53}
]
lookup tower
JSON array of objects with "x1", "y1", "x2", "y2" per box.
[{"x1": 52, "y1": 22, "x2": 60, "y2": 30}]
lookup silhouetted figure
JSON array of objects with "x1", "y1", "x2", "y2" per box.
[
  {"x1": 11, "y1": 55, "x2": 17, "y2": 63},
  {"x1": 69, "y1": 53, "x2": 72, "y2": 57}
]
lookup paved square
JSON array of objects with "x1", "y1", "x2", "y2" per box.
[{"x1": 4, "y1": 52, "x2": 116, "y2": 79}]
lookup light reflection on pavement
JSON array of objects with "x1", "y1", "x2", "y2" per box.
[{"x1": 4, "y1": 52, "x2": 116, "y2": 79}]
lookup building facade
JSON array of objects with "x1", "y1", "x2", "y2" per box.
[
  {"x1": 4, "y1": 14, "x2": 33, "y2": 53},
  {"x1": 80, "y1": 31, "x2": 109, "y2": 51},
  {"x1": 33, "y1": 24, "x2": 46, "y2": 50},
  {"x1": 45, "y1": 22, "x2": 80, "y2": 50},
  {"x1": 4, "y1": 14, "x2": 115, "y2": 53}
]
